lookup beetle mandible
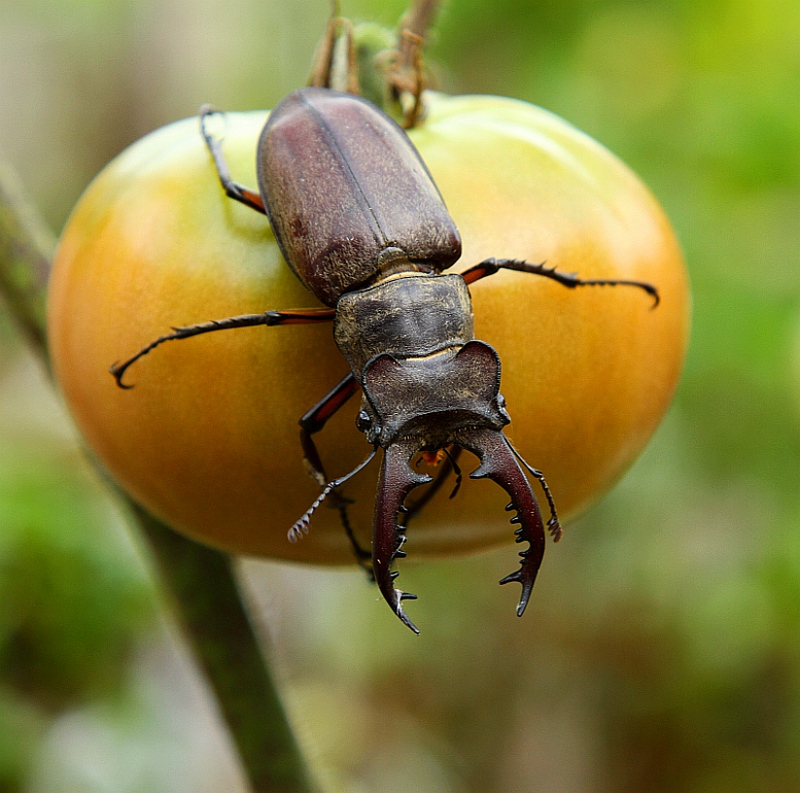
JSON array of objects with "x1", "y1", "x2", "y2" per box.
[{"x1": 111, "y1": 87, "x2": 659, "y2": 633}]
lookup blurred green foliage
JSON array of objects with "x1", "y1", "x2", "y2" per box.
[
  {"x1": 0, "y1": 0, "x2": 798, "y2": 791},
  {"x1": 0, "y1": 344, "x2": 157, "y2": 789}
]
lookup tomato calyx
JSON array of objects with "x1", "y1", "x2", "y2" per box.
[{"x1": 307, "y1": 3, "x2": 439, "y2": 128}]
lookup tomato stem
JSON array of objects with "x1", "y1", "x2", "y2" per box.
[{"x1": 307, "y1": 0, "x2": 443, "y2": 127}]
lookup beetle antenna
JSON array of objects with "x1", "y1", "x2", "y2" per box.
[
  {"x1": 288, "y1": 448, "x2": 377, "y2": 542},
  {"x1": 507, "y1": 441, "x2": 562, "y2": 541}
]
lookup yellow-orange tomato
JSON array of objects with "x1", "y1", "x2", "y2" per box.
[{"x1": 48, "y1": 92, "x2": 689, "y2": 564}]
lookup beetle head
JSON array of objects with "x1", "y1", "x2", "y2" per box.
[
  {"x1": 358, "y1": 340, "x2": 510, "y2": 449},
  {"x1": 358, "y1": 341, "x2": 549, "y2": 633}
]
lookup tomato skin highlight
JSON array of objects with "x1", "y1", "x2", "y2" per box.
[{"x1": 47, "y1": 92, "x2": 689, "y2": 564}]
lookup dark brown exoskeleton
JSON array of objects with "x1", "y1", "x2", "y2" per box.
[{"x1": 111, "y1": 88, "x2": 658, "y2": 633}]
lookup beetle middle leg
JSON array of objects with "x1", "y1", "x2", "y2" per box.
[
  {"x1": 200, "y1": 105, "x2": 266, "y2": 215},
  {"x1": 461, "y1": 258, "x2": 660, "y2": 307},
  {"x1": 298, "y1": 373, "x2": 373, "y2": 569},
  {"x1": 110, "y1": 307, "x2": 334, "y2": 388}
]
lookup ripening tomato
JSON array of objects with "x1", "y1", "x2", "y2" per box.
[{"x1": 47, "y1": 92, "x2": 689, "y2": 565}]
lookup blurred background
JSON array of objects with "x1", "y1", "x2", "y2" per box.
[{"x1": 1, "y1": 0, "x2": 799, "y2": 791}]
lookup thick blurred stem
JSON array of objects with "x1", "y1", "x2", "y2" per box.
[
  {"x1": 130, "y1": 504, "x2": 315, "y2": 793},
  {"x1": 0, "y1": 161, "x2": 316, "y2": 793}
]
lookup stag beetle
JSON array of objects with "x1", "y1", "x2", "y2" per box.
[{"x1": 111, "y1": 87, "x2": 658, "y2": 633}]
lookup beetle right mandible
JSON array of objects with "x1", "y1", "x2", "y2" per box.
[{"x1": 110, "y1": 86, "x2": 658, "y2": 634}]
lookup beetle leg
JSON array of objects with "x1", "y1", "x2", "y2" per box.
[
  {"x1": 373, "y1": 438, "x2": 432, "y2": 634},
  {"x1": 461, "y1": 258, "x2": 660, "y2": 307},
  {"x1": 299, "y1": 373, "x2": 371, "y2": 568},
  {"x1": 299, "y1": 373, "x2": 361, "y2": 486},
  {"x1": 399, "y1": 445, "x2": 462, "y2": 530},
  {"x1": 199, "y1": 105, "x2": 266, "y2": 215},
  {"x1": 457, "y1": 428, "x2": 547, "y2": 618},
  {"x1": 444, "y1": 446, "x2": 464, "y2": 499},
  {"x1": 110, "y1": 308, "x2": 334, "y2": 388}
]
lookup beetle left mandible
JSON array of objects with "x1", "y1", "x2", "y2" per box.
[{"x1": 111, "y1": 87, "x2": 658, "y2": 634}]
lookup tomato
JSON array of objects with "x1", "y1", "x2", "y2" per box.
[{"x1": 47, "y1": 92, "x2": 689, "y2": 565}]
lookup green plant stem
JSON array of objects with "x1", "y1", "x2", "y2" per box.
[
  {"x1": 0, "y1": 161, "x2": 53, "y2": 357},
  {"x1": 130, "y1": 504, "x2": 315, "y2": 793},
  {"x1": 0, "y1": 161, "x2": 316, "y2": 793}
]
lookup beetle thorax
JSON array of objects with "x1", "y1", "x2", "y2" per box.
[
  {"x1": 334, "y1": 273, "x2": 510, "y2": 448},
  {"x1": 333, "y1": 272, "x2": 474, "y2": 376},
  {"x1": 356, "y1": 341, "x2": 511, "y2": 448}
]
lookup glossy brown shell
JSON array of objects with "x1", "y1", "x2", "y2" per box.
[{"x1": 257, "y1": 88, "x2": 462, "y2": 306}]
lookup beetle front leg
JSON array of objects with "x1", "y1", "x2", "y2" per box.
[
  {"x1": 200, "y1": 105, "x2": 267, "y2": 215},
  {"x1": 461, "y1": 258, "x2": 660, "y2": 307},
  {"x1": 298, "y1": 373, "x2": 371, "y2": 568},
  {"x1": 111, "y1": 307, "x2": 334, "y2": 387}
]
